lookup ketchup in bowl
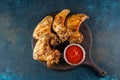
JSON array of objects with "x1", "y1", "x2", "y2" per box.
[{"x1": 64, "y1": 44, "x2": 85, "y2": 65}]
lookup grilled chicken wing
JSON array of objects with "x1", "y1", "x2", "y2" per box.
[
  {"x1": 52, "y1": 9, "x2": 71, "y2": 43},
  {"x1": 33, "y1": 35, "x2": 61, "y2": 67},
  {"x1": 33, "y1": 16, "x2": 61, "y2": 67},
  {"x1": 33, "y1": 16, "x2": 52, "y2": 39},
  {"x1": 66, "y1": 14, "x2": 89, "y2": 44},
  {"x1": 33, "y1": 16, "x2": 59, "y2": 47}
]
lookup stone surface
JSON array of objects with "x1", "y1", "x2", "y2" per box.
[{"x1": 0, "y1": 0, "x2": 120, "y2": 80}]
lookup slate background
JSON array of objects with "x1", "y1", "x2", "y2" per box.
[{"x1": 0, "y1": 0, "x2": 120, "y2": 80}]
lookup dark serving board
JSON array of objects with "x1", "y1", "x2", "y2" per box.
[{"x1": 32, "y1": 22, "x2": 107, "y2": 77}]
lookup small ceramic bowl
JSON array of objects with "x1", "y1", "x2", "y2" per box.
[{"x1": 64, "y1": 44, "x2": 86, "y2": 66}]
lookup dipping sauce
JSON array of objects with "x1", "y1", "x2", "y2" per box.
[{"x1": 64, "y1": 44, "x2": 85, "y2": 65}]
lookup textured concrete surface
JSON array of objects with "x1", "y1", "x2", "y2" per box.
[{"x1": 0, "y1": 0, "x2": 120, "y2": 80}]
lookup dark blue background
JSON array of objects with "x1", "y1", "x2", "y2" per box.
[{"x1": 0, "y1": 0, "x2": 120, "y2": 80}]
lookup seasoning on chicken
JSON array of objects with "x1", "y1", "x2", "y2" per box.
[
  {"x1": 52, "y1": 9, "x2": 71, "y2": 43},
  {"x1": 33, "y1": 35, "x2": 61, "y2": 67},
  {"x1": 66, "y1": 14, "x2": 89, "y2": 44},
  {"x1": 33, "y1": 16, "x2": 59, "y2": 47}
]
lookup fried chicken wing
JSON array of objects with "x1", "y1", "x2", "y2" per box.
[
  {"x1": 66, "y1": 14, "x2": 89, "y2": 44},
  {"x1": 33, "y1": 35, "x2": 61, "y2": 67},
  {"x1": 33, "y1": 16, "x2": 53, "y2": 39},
  {"x1": 33, "y1": 16, "x2": 59, "y2": 47},
  {"x1": 52, "y1": 9, "x2": 71, "y2": 43}
]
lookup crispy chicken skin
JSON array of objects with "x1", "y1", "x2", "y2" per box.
[
  {"x1": 33, "y1": 16, "x2": 59, "y2": 46},
  {"x1": 33, "y1": 16, "x2": 53, "y2": 39},
  {"x1": 66, "y1": 14, "x2": 89, "y2": 44},
  {"x1": 33, "y1": 35, "x2": 61, "y2": 67},
  {"x1": 52, "y1": 9, "x2": 71, "y2": 43}
]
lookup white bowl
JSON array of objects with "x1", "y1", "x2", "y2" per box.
[{"x1": 64, "y1": 44, "x2": 86, "y2": 66}]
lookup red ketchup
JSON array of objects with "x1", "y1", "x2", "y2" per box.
[{"x1": 64, "y1": 44, "x2": 85, "y2": 65}]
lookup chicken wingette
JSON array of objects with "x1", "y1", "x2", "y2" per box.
[
  {"x1": 66, "y1": 14, "x2": 89, "y2": 44},
  {"x1": 33, "y1": 16, "x2": 59, "y2": 47},
  {"x1": 52, "y1": 9, "x2": 71, "y2": 43}
]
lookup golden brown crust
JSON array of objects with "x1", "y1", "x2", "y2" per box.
[
  {"x1": 33, "y1": 16, "x2": 59, "y2": 47},
  {"x1": 33, "y1": 16, "x2": 53, "y2": 39},
  {"x1": 66, "y1": 14, "x2": 89, "y2": 44},
  {"x1": 33, "y1": 36, "x2": 61, "y2": 67},
  {"x1": 52, "y1": 9, "x2": 71, "y2": 43},
  {"x1": 33, "y1": 16, "x2": 61, "y2": 67},
  {"x1": 66, "y1": 14, "x2": 89, "y2": 31}
]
